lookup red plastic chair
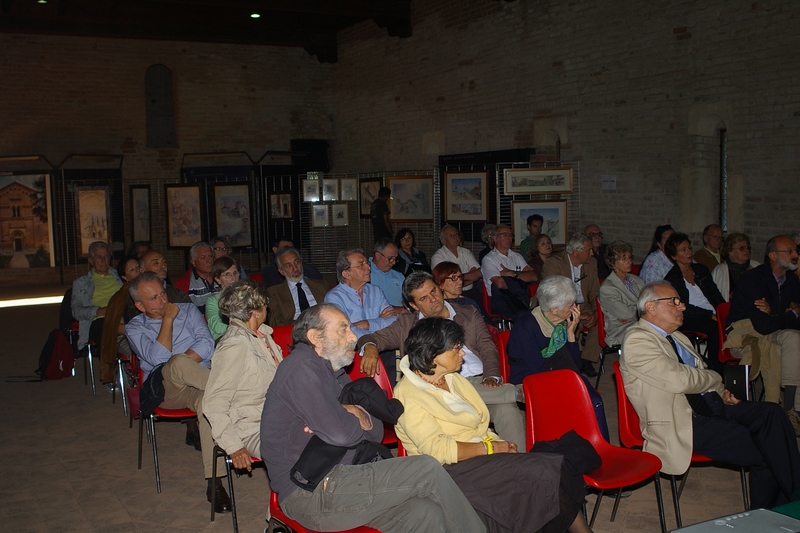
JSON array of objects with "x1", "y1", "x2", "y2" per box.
[
  {"x1": 135, "y1": 366, "x2": 198, "y2": 493},
  {"x1": 715, "y1": 302, "x2": 740, "y2": 365},
  {"x1": 528, "y1": 282, "x2": 539, "y2": 298},
  {"x1": 612, "y1": 362, "x2": 748, "y2": 528},
  {"x1": 269, "y1": 491, "x2": 379, "y2": 533},
  {"x1": 630, "y1": 264, "x2": 642, "y2": 276},
  {"x1": 479, "y1": 280, "x2": 512, "y2": 330},
  {"x1": 248, "y1": 272, "x2": 262, "y2": 284},
  {"x1": 523, "y1": 369, "x2": 667, "y2": 532},
  {"x1": 486, "y1": 324, "x2": 511, "y2": 384},
  {"x1": 594, "y1": 299, "x2": 617, "y2": 389},
  {"x1": 347, "y1": 351, "x2": 397, "y2": 446},
  {"x1": 271, "y1": 324, "x2": 294, "y2": 358}
]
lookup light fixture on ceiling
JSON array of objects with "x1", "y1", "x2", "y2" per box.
[
  {"x1": 37, "y1": 0, "x2": 48, "y2": 4},
  {"x1": 250, "y1": 13, "x2": 260, "y2": 19}
]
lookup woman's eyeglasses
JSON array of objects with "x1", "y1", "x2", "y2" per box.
[{"x1": 445, "y1": 274, "x2": 463, "y2": 282}]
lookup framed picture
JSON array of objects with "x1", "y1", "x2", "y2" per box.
[
  {"x1": 512, "y1": 200, "x2": 568, "y2": 247},
  {"x1": 444, "y1": 171, "x2": 487, "y2": 222},
  {"x1": 270, "y1": 193, "x2": 293, "y2": 219},
  {"x1": 386, "y1": 175, "x2": 434, "y2": 222},
  {"x1": 359, "y1": 178, "x2": 382, "y2": 218},
  {"x1": 340, "y1": 179, "x2": 357, "y2": 201},
  {"x1": 322, "y1": 179, "x2": 339, "y2": 202},
  {"x1": 302, "y1": 179, "x2": 320, "y2": 202},
  {"x1": 332, "y1": 204, "x2": 348, "y2": 226},
  {"x1": 213, "y1": 183, "x2": 252, "y2": 248},
  {"x1": 75, "y1": 187, "x2": 110, "y2": 255},
  {"x1": 0, "y1": 173, "x2": 55, "y2": 267},
  {"x1": 504, "y1": 167, "x2": 573, "y2": 195},
  {"x1": 165, "y1": 184, "x2": 203, "y2": 249},
  {"x1": 130, "y1": 185, "x2": 151, "y2": 243},
  {"x1": 312, "y1": 204, "x2": 329, "y2": 227}
]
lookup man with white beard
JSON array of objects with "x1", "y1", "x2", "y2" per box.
[
  {"x1": 727, "y1": 235, "x2": 800, "y2": 423},
  {"x1": 266, "y1": 246, "x2": 328, "y2": 327}
]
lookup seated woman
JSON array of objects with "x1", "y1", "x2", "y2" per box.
[
  {"x1": 394, "y1": 317, "x2": 594, "y2": 533},
  {"x1": 205, "y1": 256, "x2": 241, "y2": 340},
  {"x1": 527, "y1": 233, "x2": 553, "y2": 281},
  {"x1": 203, "y1": 279, "x2": 283, "y2": 471},
  {"x1": 712, "y1": 232, "x2": 760, "y2": 301},
  {"x1": 663, "y1": 232, "x2": 725, "y2": 375},
  {"x1": 598, "y1": 241, "x2": 644, "y2": 346},
  {"x1": 432, "y1": 261, "x2": 483, "y2": 316},
  {"x1": 506, "y1": 276, "x2": 610, "y2": 440},
  {"x1": 393, "y1": 228, "x2": 431, "y2": 276},
  {"x1": 99, "y1": 255, "x2": 141, "y2": 390},
  {"x1": 639, "y1": 224, "x2": 675, "y2": 283}
]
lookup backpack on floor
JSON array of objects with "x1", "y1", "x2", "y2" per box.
[{"x1": 36, "y1": 329, "x2": 75, "y2": 381}]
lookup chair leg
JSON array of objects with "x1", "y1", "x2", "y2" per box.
[
  {"x1": 211, "y1": 446, "x2": 220, "y2": 522},
  {"x1": 677, "y1": 468, "x2": 690, "y2": 499},
  {"x1": 654, "y1": 473, "x2": 667, "y2": 533},
  {"x1": 610, "y1": 487, "x2": 624, "y2": 521},
  {"x1": 119, "y1": 363, "x2": 129, "y2": 417},
  {"x1": 588, "y1": 489, "x2": 603, "y2": 527},
  {"x1": 149, "y1": 416, "x2": 161, "y2": 493},
  {"x1": 670, "y1": 474, "x2": 683, "y2": 529},
  {"x1": 86, "y1": 344, "x2": 96, "y2": 395},
  {"x1": 137, "y1": 411, "x2": 144, "y2": 470},
  {"x1": 83, "y1": 351, "x2": 88, "y2": 385},
  {"x1": 595, "y1": 349, "x2": 607, "y2": 389},
  {"x1": 226, "y1": 454, "x2": 238, "y2": 533},
  {"x1": 740, "y1": 467, "x2": 749, "y2": 510}
]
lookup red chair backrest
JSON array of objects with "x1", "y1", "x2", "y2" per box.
[
  {"x1": 528, "y1": 282, "x2": 539, "y2": 298},
  {"x1": 480, "y1": 280, "x2": 493, "y2": 314},
  {"x1": 631, "y1": 264, "x2": 641, "y2": 275},
  {"x1": 249, "y1": 272, "x2": 262, "y2": 284},
  {"x1": 485, "y1": 324, "x2": 511, "y2": 383},
  {"x1": 522, "y1": 369, "x2": 605, "y2": 452},
  {"x1": 716, "y1": 302, "x2": 736, "y2": 364},
  {"x1": 596, "y1": 299, "x2": 609, "y2": 349},
  {"x1": 613, "y1": 361, "x2": 645, "y2": 449},
  {"x1": 271, "y1": 325, "x2": 294, "y2": 358},
  {"x1": 347, "y1": 351, "x2": 394, "y2": 399}
]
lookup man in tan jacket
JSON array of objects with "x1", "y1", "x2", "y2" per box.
[{"x1": 620, "y1": 281, "x2": 800, "y2": 509}]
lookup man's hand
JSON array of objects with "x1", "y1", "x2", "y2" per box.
[
  {"x1": 581, "y1": 312, "x2": 597, "y2": 329},
  {"x1": 755, "y1": 298, "x2": 772, "y2": 315},
  {"x1": 185, "y1": 349, "x2": 203, "y2": 363},
  {"x1": 498, "y1": 263, "x2": 517, "y2": 277},
  {"x1": 352, "y1": 319, "x2": 370, "y2": 329},
  {"x1": 161, "y1": 301, "x2": 179, "y2": 321},
  {"x1": 342, "y1": 404, "x2": 373, "y2": 430},
  {"x1": 230, "y1": 448, "x2": 253, "y2": 471},
  {"x1": 493, "y1": 441, "x2": 518, "y2": 454},
  {"x1": 788, "y1": 302, "x2": 800, "y2": 316},
  {"x1": 360, "y1": 345, "x2": 380, "y2": 377},
  {"x1": 722, "y1": 389, "x2": 742, "y2": 405},
  {"x1": 96, "y1": 306, "x2": 107, "y2": 317},
  {"x1": 481, "y1": 376, "x2": 501, "y2": 389}
]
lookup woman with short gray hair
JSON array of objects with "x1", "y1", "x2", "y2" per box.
[
  {"x1": 203, "y1": 279, "x2": 282, "y2": 473},
  {"x1": 598, "y1": 241, "x2": 645, "y2": 346},
  {"x1": 507, "y1": 276, "x2": 610, "y2": 440}
]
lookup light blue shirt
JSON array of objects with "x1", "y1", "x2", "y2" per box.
[
  {"x1": 125, "y1": 303, "x2": 215, "y2": 379},
  {"x1": 324, "y1": 282, "x2": 398, "y2": 338},
  {"x1": 369, "y1": 258, "x2": 405, "y2": 306},
  {"x1": 649, "y1": 322, "x2": 696, "y2": 367}
]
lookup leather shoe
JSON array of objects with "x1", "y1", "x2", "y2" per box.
[
  {"x1": 185, "y1": 429, "x2": 202, "y2": 451},
  {"x1": 207, "y1": 483, "x2": 232, "y2": 513},
  {"x1": 580, "y1": 359, "x2": 598, "y2": 378}
]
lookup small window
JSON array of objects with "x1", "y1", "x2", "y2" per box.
[{"x1": 145, "y1": 64, "x2": 177, "y2": 148}]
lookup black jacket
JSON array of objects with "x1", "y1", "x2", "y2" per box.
[
  {"x1": 664, "y1": 263, "x2": 725, "y2": 321},
  {"x1": 728, "y1": 263, "x2": 800, "y2": 335}
]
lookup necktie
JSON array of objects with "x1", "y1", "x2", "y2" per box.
[
  {"x1": 667, "y1": 335, "x2": 714, "y2": 417},
  {"x1": 296, "y1": 282, "x2": 310, "y2": 311}
]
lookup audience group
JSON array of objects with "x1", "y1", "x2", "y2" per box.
[{"x1": 67, "y1": 215, "x2": 800, "y2": 532}]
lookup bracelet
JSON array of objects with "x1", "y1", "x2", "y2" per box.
[{"x1": 483, "y1": 436, "x2": 494, "y2": 455}]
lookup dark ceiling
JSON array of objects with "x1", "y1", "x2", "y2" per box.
[{"x1": 0, "y1": 0, "x2": 413, "y2": 62}]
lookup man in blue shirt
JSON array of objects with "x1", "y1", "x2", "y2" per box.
[
  {"x1": 125, "y1": 271, "x2": 229, "y2": 513},
  {"x1": 369, "y1": 238, "x2": 406, "y2": 307}
]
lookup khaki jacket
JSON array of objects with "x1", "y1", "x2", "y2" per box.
[{"x1": 541, "y1": 251, "x2": 599, "y2": 316}]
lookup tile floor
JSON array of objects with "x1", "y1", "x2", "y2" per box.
[{"x1": 0, "y1": 302, "x2": 754, "y2": 533}]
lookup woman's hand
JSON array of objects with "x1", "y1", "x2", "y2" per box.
[
  {"x1": 230, "y1": 448, "x2": 253, "y2": 471},
  {"x1": 566, "y1": 305, "x2": 581, "y2": 342},
  {"x1": 493, "y1": 441, "x2": 518, "y2": 454}
]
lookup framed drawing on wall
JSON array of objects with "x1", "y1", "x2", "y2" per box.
[
  {"x1": 165, "y1": 184, "x2": 203, "y2": 249},
  {"x1": 322, "y1": 179, "x2": 339, "y2": 202},
  {"x1": 302, "y1": 179, "x2": 320, "y2": 202},
  {"x1": 130, "y1": 185, "x2": 151, "y2": 243},
  {"x1": 386, "y1": 175, "x2": 434, "y2": 223},
  {"x1": 312, "y1": 204, "x2": 329, "y2": 227},
  {"x1": 359, "y1": 178, "x2": 381, "y2": 218},
  {"x1": 0, "y1": 173, "x2": 55, "y2": 267},
  {"x1": 332, "y1": 204, "x2": 348, "y2": 226},
  {"x1": 504, "y1": 167, "x2": 573, "y2": 195},
  {"x1": 444, "y1": 171, "x2": 487, "y2": 222},
  {"x1": 340, "y1": 179, "x2": 357, "y2": 201},
  {"x1": 75, "y1": 187, "x2": 110, "y2": 255},
  {"x1": 213, "y1": 183, "x2": 252, "y2": 248},
  {"x1": 512, "y1": 200, "x2": 568, "y2": 247},
  {"x1": 270, "y1": 193, "x2": 293, "y2": 219}
]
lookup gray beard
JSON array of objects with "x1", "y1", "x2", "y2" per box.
[{"x1": 328, "y1": 347, "x2": 356, "y2": 371}]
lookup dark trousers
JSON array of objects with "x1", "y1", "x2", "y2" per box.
[
  {"x1": 378, "y1": 349, "x2": 397, "y2": 388},
  {"x1": 490, "y1": 277, "x2": 530, "y2": 320},
  {"x1": 693, "y1": 398, "x2": 800, "y2": 508},
  {"x1": 88, "y1": 318, "x2": 105, "y2": 351}
]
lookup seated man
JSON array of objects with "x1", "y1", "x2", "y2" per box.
[
  {"x1": 174, "y1": 241, "x2": 217, "y2": 313},
  {"x1": 519, "y1": 213, "x2": 543, "y2": 260},
  {"x1": 727, "y1": 235, "x2": 800, "y2": 417},
  {"x1": 430, "y1": 224, "x2": 483, "y2": 303},
  {"x1": 481, "y1": 224, "x2": 536, "y2": 318},
  {"x1": 261, "y1": 236, "x2": 323, "y2": 289},
  {"x1": 71, "y1": 241, "x2": 123, "y2": 354},
  {"x1": 693, "y1": 224, "x2": 724, "y2": 273},
  {"x1": 584, "y1": 224, "x2": 611, "y2": 280},
  {"x1": 124, "y1": 250, "x2": 191, "y2": 323},
  {"x1": 357, "y1": 271, "x2": 526, "y2": 449},
  {"x1": 266, "y1": 246, "x2": 328, "y2": 327},
  {"x1": 125, "y1": 271, "x2": 230, "y2": 512},
  {"x1": 542, "y1": 232, "x2": 602, "y2": 377},
  {"x1": 260, "y1": 304, "x2": 484, "y2": 532},
  {"x1": 369, "y1": 238, "x2": 406, "y2": 308},
  {"x1": 621, "y1": 281, "x2": 800, "y2": 509},
  {"x1": 324, "y1": 249, "x2": 403, "y2": 381}
]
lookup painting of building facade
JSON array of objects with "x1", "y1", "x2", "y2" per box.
[{"x1": 0, "y1": 174, "x2": 53, "y2": 268}]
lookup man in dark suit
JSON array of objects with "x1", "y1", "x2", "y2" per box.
[
  {"x1": 541, "y1": 232, "x2": 601, "y2": 376},
  {"x1": 356, "y1": 271, "x2": 525, "y2": 449},
  {"x1": 266, "y1": 246, "x2": 328, "y2": 327}
]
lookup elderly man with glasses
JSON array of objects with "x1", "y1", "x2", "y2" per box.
[
  {"x1": 621, "y1": 281, "x2": 800, "y2": 509},
  {"x1": 694, "y1": 224, "x2": 725, "y2": 273},
  {"x1": 369, "y1": 238, "x2": 408, "y2": 308}
]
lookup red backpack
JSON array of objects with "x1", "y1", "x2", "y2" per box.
[{"x1": 37, "y1": 329, "x2": 75, "y2": 381}]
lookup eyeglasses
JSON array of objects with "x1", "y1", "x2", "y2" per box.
[
  {"x1": 220, "y1": 271, "x2": 239, "y2": 279},
  {"x1": 213, "y1": 246, "x2": 228, "y2": 252},
  {"x1": 400, "y1": 235, "x2": 413, "y2": 241},
  {"x1": 706, "y1": 234, "x2": 724, "y2": 240},
  {"x1": 445, "y1": 274, "x2": 463, "y2": 282},
  {"x1": 496, "y1": 232, "x2": 513, "y2": 238},
  {"x1": 378, "y1": 251, "x2": 398, "y2": 263},
  {"x1": 587, "y1": 232, "x2": 603, "y2": 238},
  {"x1": 734, "y1": 245, "x2": 751, "y2": 252},
  {"x1": 653, "y1": 296, "x2": 683, "y2": 307},
  {"x1": 617, "y1": 255, "x2": 634, "y2": 262},
  {"x1": 776, "y1": 249, "x2": 799, "y2": 255},
  {"x1": 345, "y1": 260, "x2": 369, "y2": 270},
  {"x1": 573, "y1": 273, "x2": 587, "y2": 283}
]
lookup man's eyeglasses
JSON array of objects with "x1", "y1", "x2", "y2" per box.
[
  {"x1": 587, "y1": 232, "x2": 603, "y2": 238},
  {"x1": 496, "y1": 232, "x2": 513, "y2": 238},
  {"x1": 573, "y1": 273, "x2": 587, "y2": 283},
  {"x1": 378, "y1": 251, "x2": 398, "y2": 263},
  {"x1": 346, "y1": 260, "x2": 369, "y2": 270},
  {"x1": 776, "y1": 248, "x2": 800, "y2": 255},
  {"x1": 445, "y1": 274, "x2": 464, "y2": 282},
  {"x1": 653, "y1": 296, "x2": 683, "y2": 307},
  {"x1": 213, "y1": 246, "x2": 228, "y2": 252}
]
